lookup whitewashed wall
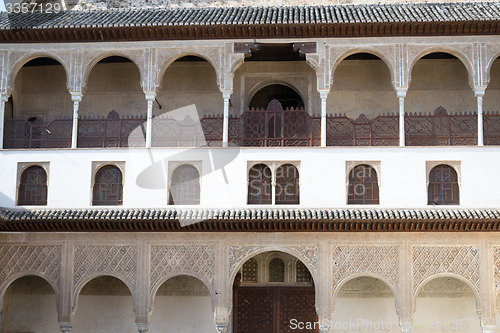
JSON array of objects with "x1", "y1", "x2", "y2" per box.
[{"x1": 0, "y1": 146, "x2": 499, "y2": 209}]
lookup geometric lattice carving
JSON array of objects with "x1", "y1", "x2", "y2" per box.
[
  {"x1": 150, "y1": 245, "x2": 216, "y2": 293},
  {"x1": 332, "y1": 246, "x2": 399, "y2": 292},
  {"x1": 0, "y1": 245, "x2": 61, "y2": 291},
  {"x1": 73, "y1": 245, "x2": 137, "y2": 297},
  {"x1": 494, "y1": 246, "x2": 500, "y2": 293},
  {"x1": 413, "y1": 246, "x2": 480, "y2": 295}
]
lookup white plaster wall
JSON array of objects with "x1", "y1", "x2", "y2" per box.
[
  {"x1": 150, "y1": 296, "x2": 217, "y2": 333},
  {"x1": 5, "y1": 294, "x2": 59, "y2": 333},
  {"x1": 413, "y1": 298, "x2": 481, "y2": 333},
  {"x1": 331, "y1": 297, "x2": 399, "y2": 332},
  {"x1": 71, "y1": 295, "x2": 136, "y2": 333},
  {"x1": 1, "y1": 146, "x2": 500, "y2": 209}
]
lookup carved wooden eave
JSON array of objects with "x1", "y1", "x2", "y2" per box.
[
  {"x1": 1, "y1": 208, "x2": 500, "y2": 232},
  {"x1": 1, "y1": 21, "x2": 500, "y2": 43}
]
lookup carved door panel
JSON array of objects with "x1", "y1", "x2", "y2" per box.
[{"x1": 234, "y1": 287, "x2": 317, "y2": 333}]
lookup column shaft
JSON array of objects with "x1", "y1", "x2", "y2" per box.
[
  {"x1": 144, "y1": 93, "x2": 156, "y2": 148},
  {"x1": 70, "y1": 93, "x2": 82, "y2": 149},
  {"x1": 476, "y1": 89, "x2": 485, "y2": 146},
  {"x1": 0, "y1": 94, "x2": 7, "y2": 149},
  {"x1": 396, "y1": 89, "x2": 407, "y2": 147},
  {"x1": 319, "y1": 91, "x2": 329, "y2": 147},
  {"x1": 222, "y1": 90, "x2": 232, "y2": 147}
]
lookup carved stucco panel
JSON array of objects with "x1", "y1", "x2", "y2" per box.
[
  {"x1": 73, "y1": 245, "x2": 138, "y2": 298},
  {"x1": 150, "y1": 245, "x2": 216, "y2": 294},
  {"x1": 493, "y1": 246, "x2": 500, "y2": 294},
  {"x1": 289, "y1": 246, "x2": 319, "y2": 274},
  {"x1": 229, "y1": 245, "x2": 261, "y2": 275},
  {"x1": 332, "y1": 246, "x2": 399, "y2": 293},
  {"x1": 0, "y1": 245, "x2": 61, "y2": 293},
  {"x1": 412, "y1": 246, "x2": 480, "y2": 296}
]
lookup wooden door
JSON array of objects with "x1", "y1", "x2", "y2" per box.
[{"x1": 234, "y1": 287, "x2": 318, "y2": 333}]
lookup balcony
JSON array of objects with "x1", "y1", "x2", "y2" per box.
[{"x1": 4, "y1": 105, "x2": 499, "y2": 149}]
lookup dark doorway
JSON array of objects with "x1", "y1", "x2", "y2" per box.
[
  {"x1": 249, "y1": 84, "x2": 304, "y2": 110},
  {"x1": 234, "y1": 287, "x2": 317, "y2": 333}
]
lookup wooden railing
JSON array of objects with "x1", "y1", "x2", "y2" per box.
[{"x1": 5, "y1": 107, "x2": 500, "y2": 149}]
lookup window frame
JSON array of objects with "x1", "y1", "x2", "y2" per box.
[
  {"x1": 427, "y1": 162, "x2": 461, "y2": 206},
  {"x1": 168, "y1": 161, "x2": 202, "y2": 206},
  {"x1": 16, "y1": 162, "x2": 49, "y2": 206},
  {"x1": 91, "y1": 162, "x2": 125, "y2": 206},
  {"x1": 346, "y1": 162, "x2": 380, "y2": 205}
]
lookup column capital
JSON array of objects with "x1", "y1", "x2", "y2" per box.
[
  {"x1": 221, "y1": 89, "x2": 233, "y2": 99},
  {"x1": 144, "y1": 91, "x2": 157, "y2": 101},
  {"x1": 474, "y1": 86, "x2": 487, "y2": 97},
  {"x1": 399, "y1": 319, "x2": 413, "y2": 333},
  {"x1": 59, "y1": 322, "x2": 72, "y2": 333},
  {"x1": 136, "y1": 323, "x2": 149, "y2": 333},
  {"x1": 318, "y1": 89, "x2": 330, "y2": 99},
  {"x1": 70, "y1": 91, "x2": 83, "y2": 102},
  {"x1": 396, "y1": 87, "x2": 408, "y2": 98}
]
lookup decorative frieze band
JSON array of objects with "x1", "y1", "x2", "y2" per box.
[{"x1": 412, "y1": 246, "x2": 480, "y2": 295}]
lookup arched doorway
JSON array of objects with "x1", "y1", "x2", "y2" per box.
[
  {"x1": 150, "y1": 275, "x2": 215, "y2": 332},
  {"x1": 233, "y1": 251, "x2": 317, "y2": 333},
  {"x1": 2, "y1": 275, "x2": 58, "y2": 332}
]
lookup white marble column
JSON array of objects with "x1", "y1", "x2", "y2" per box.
[
  {"x1": 221, "y1": 90, "x2": 232, "y2": 147},
  {"x1": 319, "y1": 90, "x2": 329, "y2": 147},
  {"x1": 396, "y1": 88, "x2": 407, "y2": 147},
  {"x1": 0, "y1": 94, "x2": 8, "y2": 149},
  {"x1": 70, "y1": 92, "x2": 83, "y2": 149},
  {"x1": 144, "y1": 91, "x2": 156, "y2": 148},
  {"x1": 475, "y1": 87, "x2": 486, "y2": 146}
]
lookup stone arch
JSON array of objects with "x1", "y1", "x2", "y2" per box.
[
  {"x1": 157, "y1": 52, "x2": 221, "y2": 90},
  {"x1": 149, "y1": 272, "x2": 216, "y2": 310},
  {"x1": 408, "y1": 48, "x2": 475, "y2": 88},
  {"x1": 413, "y1": 273, "x2": 480, "y2": 311},
  {"x1": 485, "y1": 51, "x2": 500, "y2": 87},
  {"x1": 7, "y1": 52, "x2": 70, "y2": 93},
  {"x1": 71, "y1": 272, "x2": 135, "y2": 314},
  {"x1": 0, "y1": 272, "x2": 59, "y2": 313},
  {"x1": 332, "y1": 273, "x2": 400, "y2": 313},
  {"x1": 245, "y1": 80, "x2": 306, "y2": 112},
  {"x1": 229, "y1": 246, "x2": 319, "y2": 304},
  {"x1": 81, "y1": 52, "x2": 144, "y2": 91},
  {"x1": 331, "y1": 48, "x2": 397, "y2": 87}
]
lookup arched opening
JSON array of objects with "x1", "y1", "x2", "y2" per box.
[
  {"x1": 233, "y1": 251, "x2": 317, "y2": 333},
  {"x1": 427, "y1": 164, "x2": 459, "y2": 205},
  {"x1": 331, "y1": 277, "x2": 399, "y2": 332},
  {"x1": 484, "y1": 56, "x2": 500, "y2": 145},
  {"x1": 72, "y1": 276, "x2": 135, "y2": 333},
  {"x1": 153, "y1": 55, "x2": 222, "y2": 147},
  {"x1": 348, "y1": 164, "x2": 379, "y2": 205},
  {"x1": 78, "y1": 56, "x2": 145, "y2": 148},
  {"x1": 247, "y1": 163, "x2": 272, "y2": 204},
  {"x1": 92, "y1": 165, "x2": 123, "y2": 206},
  {"x1": 2, "y1": 275, "x2": 58, "y2": 332},
  {"x1": 168, "y1": 164, "x2": 201, "y2": 205},
  {"x1": 328, "y1": 52, "x2": 398, "y2": 146},
  {"x1": 249, "y1": 84, "x2": 304, "y2": 110},
  {"x1": 150, "y1": 275, "x2": 215, "y2": 332},
  {"x1": 4, "y1": 57, "x2": 72, "y2": 149},
  {"x1": 17, "y1": 165, "x2": 48, "y2": 206},
  {"x1": 414, "y1": 277, "x2": 480, "y2": 332},
  {"x1": 406, "y1": 52, "x2": 476, "y2": 146}
]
